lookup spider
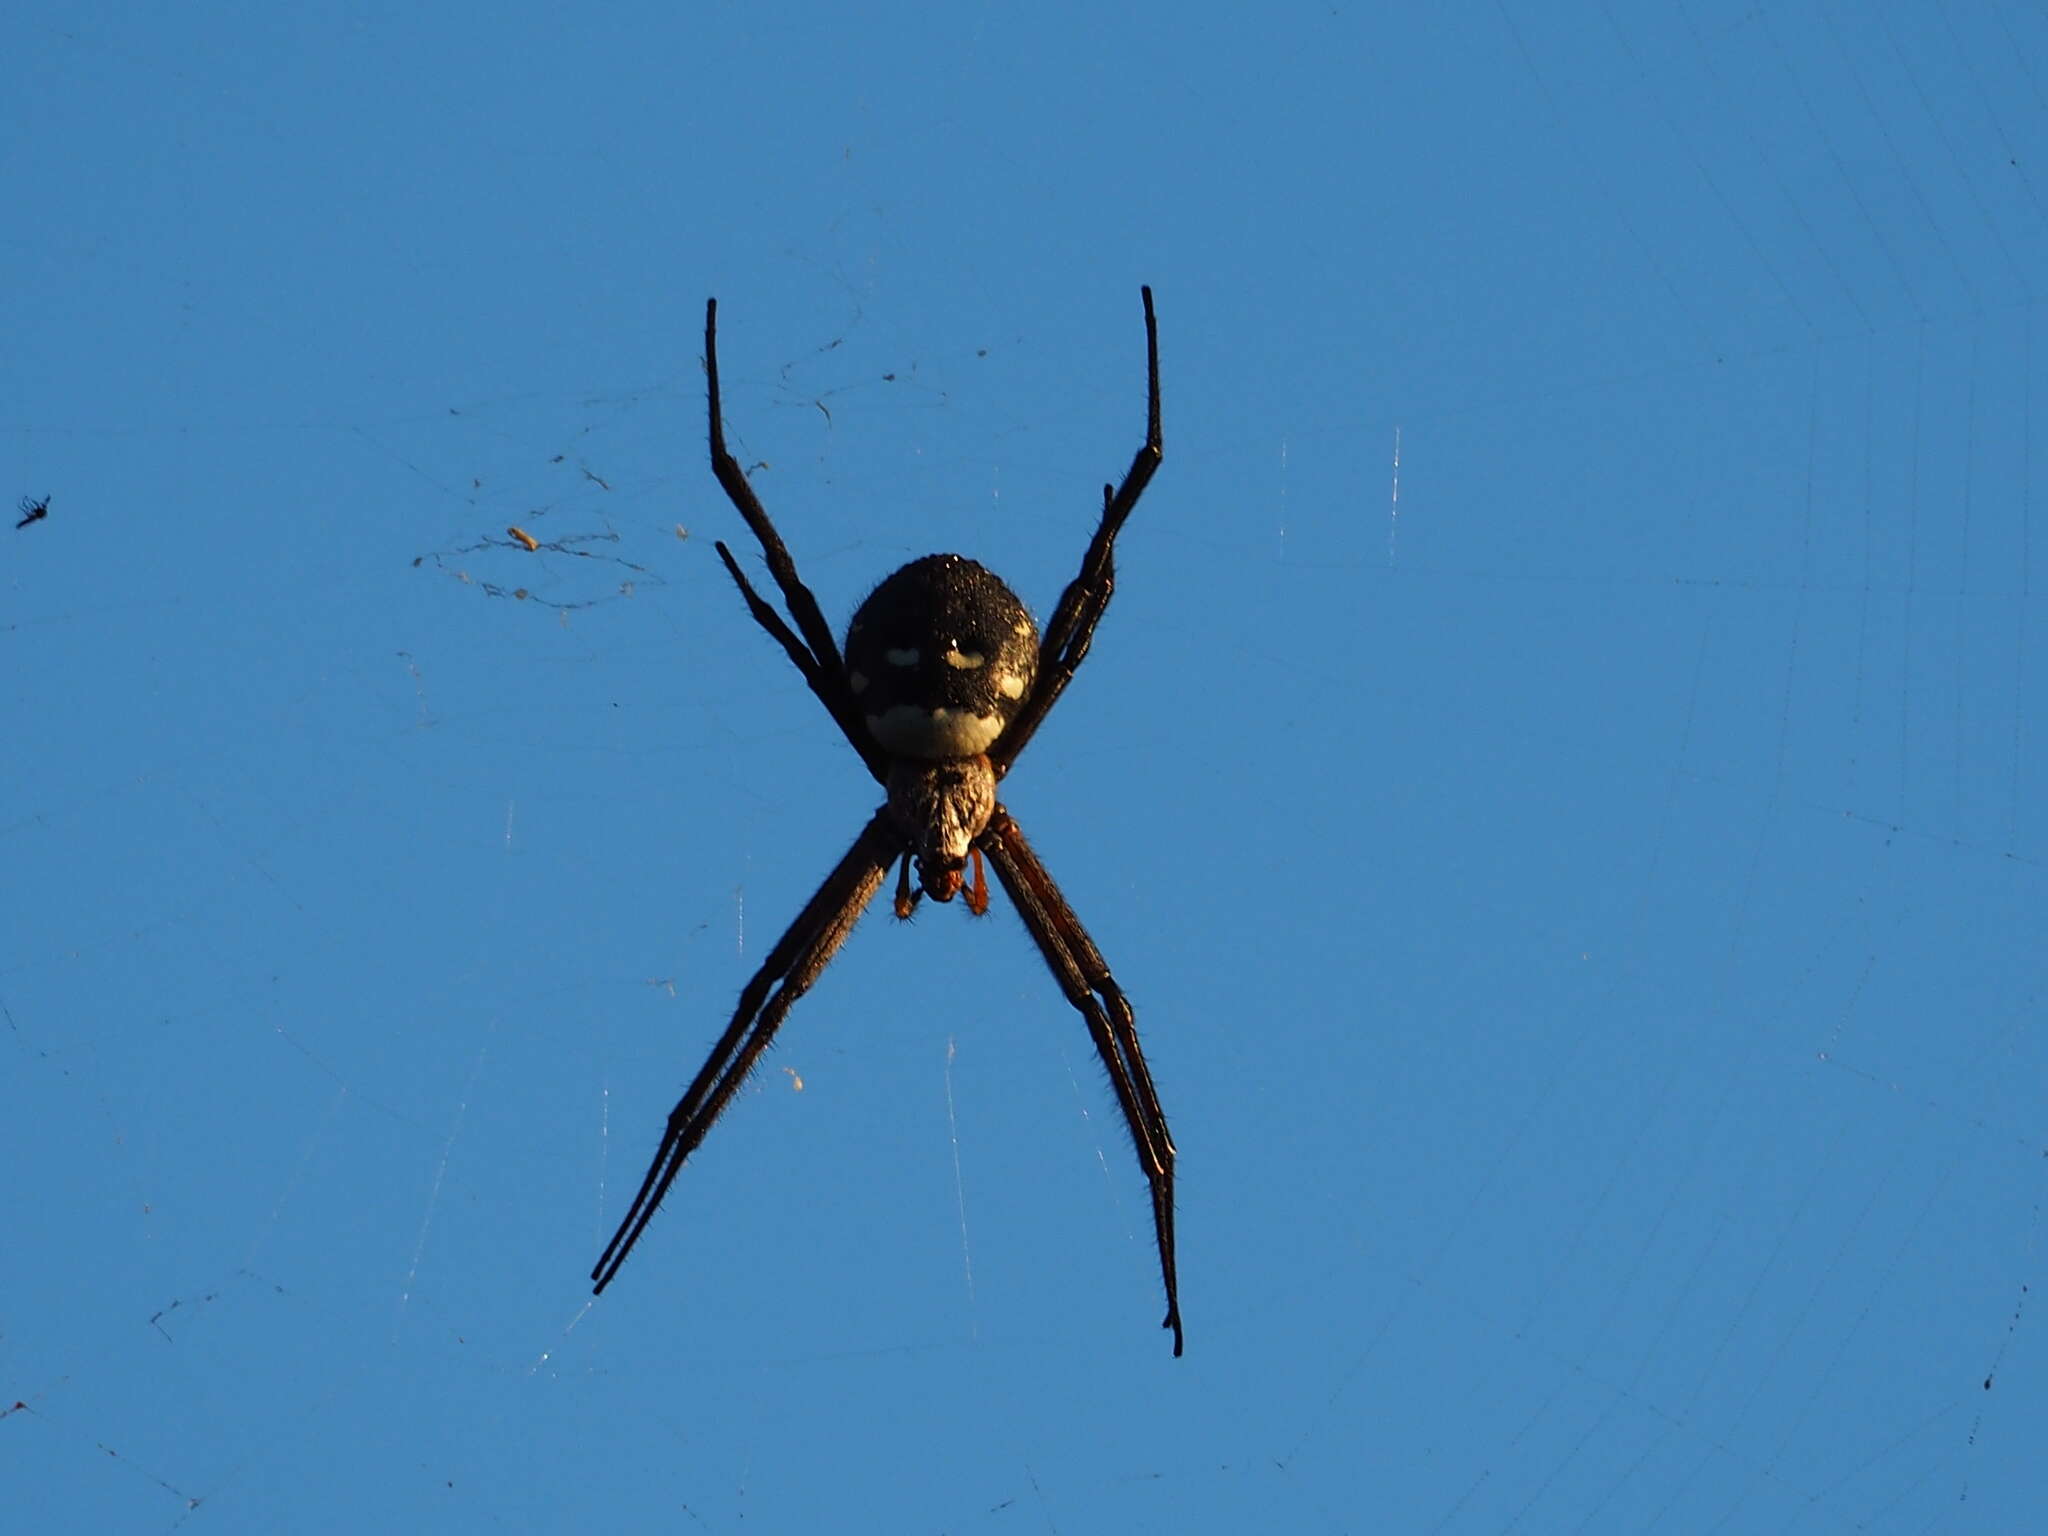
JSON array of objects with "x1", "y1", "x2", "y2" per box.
[{"x1": 590, "y1": 288, "x2": 1181, "y2": 1355}]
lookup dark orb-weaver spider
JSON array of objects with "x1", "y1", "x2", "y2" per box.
[{"x1": 593, "y1": 290, "x2": 1179, "y2": 1354}]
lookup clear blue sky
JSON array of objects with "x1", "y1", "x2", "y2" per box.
[{"x1": 7, "y1": 3, "x2": 2044, "y2": 1530}]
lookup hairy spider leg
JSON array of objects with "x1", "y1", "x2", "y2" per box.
[
  {"x1": 591, "y1": 814, "x2": 897, "y2": 1293},
  {"x1": 982, "y1": 809, "x2": 1181, "y2": 1355},
  {"x1": 991, "y1": 286, "x2": 1162, "y2": 776},
  {"x1": 704, "y1": 300, "x2": 887, "y2": 786}
]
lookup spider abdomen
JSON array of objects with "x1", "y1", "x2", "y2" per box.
[{"x1": 845, "y1": 553, "x2": 1039, "y2": 758}]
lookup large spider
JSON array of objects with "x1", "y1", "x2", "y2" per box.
[{"x1": 591, "y1": 289, "x2": 1179, "y2": 1355}]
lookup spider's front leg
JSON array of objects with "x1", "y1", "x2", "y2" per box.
[
  {"x1": 702, "y1": 298, "x2": 889, "y2": 785},
  {"x1": 991, "y1": 286, "x2": 1162, "y2": 776}
]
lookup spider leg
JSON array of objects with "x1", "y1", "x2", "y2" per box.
[
  {"x1": 592, "y1": 811, "x2": 899, "y2": 1294},
  {"x1": 980, "y1": 808, "x2": 1182, "y2": 1356},
  {"x1": 992, "y1": 286, "x2": 1163, "y2": 775},
  {"x1": 704, "y1": 299, "x2": 887, "y2": 785}
]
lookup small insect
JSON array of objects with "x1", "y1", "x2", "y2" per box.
[
  {"x1": 507, "y1": 526, "x2": 540, "y2": 552},
  {"x1": 16, "y1": 494, "x2": 50, "y2": 529},
  {"x1": 592, "y1": 290, "x2": 1181, "y2": 1354}
]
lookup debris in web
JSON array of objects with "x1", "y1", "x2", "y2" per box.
[{"x1": 410, "y1": 525, "x2": 666, "y2": 611}]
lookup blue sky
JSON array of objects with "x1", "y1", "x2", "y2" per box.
[{"x1": 6, "y1": 2, "x2": 2044, "y2": 1530}]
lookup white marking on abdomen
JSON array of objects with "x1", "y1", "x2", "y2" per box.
[{"x1": 867, "y1": 704, "x2": 1003, "y2": 757}]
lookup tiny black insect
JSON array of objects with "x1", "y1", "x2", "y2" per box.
[{"x1": 16, "y1": 494, "x2": 50, "y2": 529}]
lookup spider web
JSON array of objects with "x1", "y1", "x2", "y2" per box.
[{"x1": 7, "y1": 4, "x2": 2047, "y2": 1532}]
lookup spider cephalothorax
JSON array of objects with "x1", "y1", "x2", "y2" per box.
[
  {"x1": 593, "y1": 290, "x2": 1180, "y2": 1354},
  {"x1": 885, "y1": 752, "x2": 997, "y2": 911}
]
